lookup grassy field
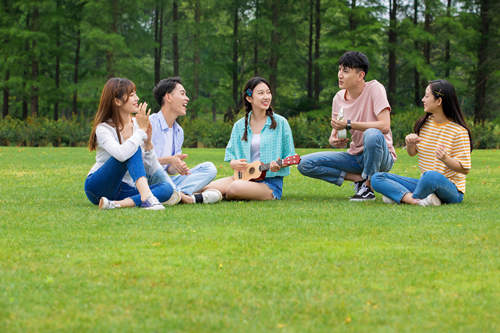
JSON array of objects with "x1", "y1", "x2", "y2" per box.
[{"x1": 0, "y1": 147, "x2": 498, "y2": 332}]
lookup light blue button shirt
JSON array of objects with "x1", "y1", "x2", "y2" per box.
[{"x1": 149, "y1": 111, "x2": 184, "y2": 171}]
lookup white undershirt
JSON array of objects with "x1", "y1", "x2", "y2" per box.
[{"x1": 250, "y1": 133, "x2": 261, "y2": 162}]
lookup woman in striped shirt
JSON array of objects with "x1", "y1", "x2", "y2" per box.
[{"x1": 371, "y1": 79, "x2": 472, "y2": 206}]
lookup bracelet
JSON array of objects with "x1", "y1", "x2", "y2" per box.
[{"x1": 346, "y1": 120, "x2": 352, "y2": 131}]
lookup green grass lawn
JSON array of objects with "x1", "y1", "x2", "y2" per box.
[{"x1": 0, "y1": 147, "x2": 498, "y2": 332}]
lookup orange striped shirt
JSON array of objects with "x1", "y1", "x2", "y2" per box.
[{"x1": 416, "y1": 116, "x2": 471, "y2": 193}]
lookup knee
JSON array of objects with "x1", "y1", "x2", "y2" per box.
[
  {"x1": 297, "y1": 157, "x2": 313, "y2": 175},
  {"x1": 225, "y1": 180, "x2": 245, "y2": 200},
  {"x1": 370, "y1": 172, "x2": 385, "y2": 189},
  {"x1": 421, "y1": 170, "x2": 442, "y2": 183},
  {"x1": 201, "y1": 161, "x2": 217, "y2": 179},
  {"x1": 363, "y1": 128, "x2": 384, "y2": 150}
]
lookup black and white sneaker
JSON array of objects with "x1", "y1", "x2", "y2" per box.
[{"x1": 350, "y1": 181, "x2": 376, "y2": 201}]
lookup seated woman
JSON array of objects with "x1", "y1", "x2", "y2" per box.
[
  {"x1": 371, "y1": 79, "x2": 472, "y2": 206},
  {"x1": 85, "y1": 78, "x2": 177, "y2": 210},
  {"x1": 204, "y1": 77, "x2": 296, "y2": 200}
]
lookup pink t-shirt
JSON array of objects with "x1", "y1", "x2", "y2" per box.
[{"x1": 332, "y1": 80, "x2": 397, "y2": 160}]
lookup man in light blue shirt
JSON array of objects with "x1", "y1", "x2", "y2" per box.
[{"x1": 149, "y1": 77, "x2": 221, "y2": 204}]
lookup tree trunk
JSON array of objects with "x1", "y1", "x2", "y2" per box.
[
  {"x1": 107, "y1": 0, "x2": 118, "y2": 78},
  {"x1": 73, "y1": 27, "x2": 81, "y2": 116},
  {"x1": 154, "y1": 1, "x2": 164, "y2": 85},
  {"x1": 413, "y1": 0, "x2": 420, "y2": 106},
  {"x1": 193, "y1": 0, "x2": 200, "y2": 102},
  {"x1": 30, "y1": 6, "x2": 39, "y2": 118},
  {"x1": 444, "y1": 0, "x2": 451, "y2": 78},
  {"x1": 349, "y1": 0, "x2": 357, "y2": 32},
  {"x1": 172, "y1": 0, "x2": 179, "y2": 76},
  {"x1": 307, "y1": 0, "x2": 313, "y2": 99},
  {"x1": 474, "y1": 0, "x2": 490, "y2": 124},
  {"x1": 54, "y1": 0, "x2": 61, "y2": 121},
  {"x1": 231, "y1": 2, "x2": 239, "y2": 119},
  {"x1": 421, "y1": 0, "x2": 431, "y2": 91},
  {"x1": 388, "y1": 0, "x2": 397, "y2": 107},
  {"x1": 253, "y1": 0, "x2": 259, "y2": 75},
  {"x1": 2, "y1": 70, "x2": 8, "y2": 118},
  {"x1": 313, "y1": 0, "x2": 320, "y2": 104}
]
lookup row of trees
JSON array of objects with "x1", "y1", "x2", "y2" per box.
[{"x1": 0, "y1": 0, "x2": 498, "y2": 124}]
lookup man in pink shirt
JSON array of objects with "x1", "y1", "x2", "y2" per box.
[{"x1": 298, "y1": 51, "x2": 397, "y2": 201}]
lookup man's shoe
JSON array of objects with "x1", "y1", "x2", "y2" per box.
[
  {"x1": 140, "y1": 195, "x2": 165, "y2": 210},
  {"x1": 350, "y1": 181, "x2": 376, "y2": 201},
  {"x1": 99, "y1": 197, "x2": 120, "y2": 209},
  {"x1": 163, "y1": 191, "x2": 181, "y2": 206},
  {"x1": 201, "y1": 189, "x2": 222, "y2": 204},
  {"x1": 418, "y1": 193, "x2": 441, "y2": 207},
  {"x1": 382, "y1": 195, "x2": 396, "y2": 204}
]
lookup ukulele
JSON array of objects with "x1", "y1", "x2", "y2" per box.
[{"x1": 233, "y1": 154, "x2": 301, "y2": 181}]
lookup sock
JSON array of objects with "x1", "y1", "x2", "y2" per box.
[{"x1": 193, "y1": 193, "x2": 203, "y2": 203}]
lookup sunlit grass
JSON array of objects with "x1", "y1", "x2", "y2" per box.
[{"x1": 0, "y1": 147, "x2": 498, "y2": 332}]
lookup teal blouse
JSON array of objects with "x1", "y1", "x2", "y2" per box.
[{"x1": 224, "y1": 112, "x2": 296, "y2": 178}]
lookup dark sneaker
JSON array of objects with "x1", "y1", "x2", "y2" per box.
[{"x1": 350, "y1": 182, "x2": 376, "y2": 201}]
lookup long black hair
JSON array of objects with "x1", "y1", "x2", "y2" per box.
[
  {"x1": 414, "y1": 79, "x2": 473, "y2": 151},
  {"x1": 241, "y1": 77, "x2": 277, "y2": 141}
]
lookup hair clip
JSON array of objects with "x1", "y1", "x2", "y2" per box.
[
  {"x1": 433, "y1": 90, "x2": 444, "y2": 97},
  {"x1": 246, "y1": 89, "x2": 253, "y2": 97}
]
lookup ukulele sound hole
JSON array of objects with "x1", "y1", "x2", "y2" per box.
[{"x1": 249, "y1": 167, "x2": 255, "y2": 174}]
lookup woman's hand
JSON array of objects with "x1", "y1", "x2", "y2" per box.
[
  {"x1": 435, "y1": 144, "x2": 449, "y2": 162},
  {"x1": 135, "y1": 102, "x2": 151, "y2": 131},
  {"x1": 270, "y1": 160, "x2": 281, "y2": 172},
  {"x1": 405, "y1": 133, "x2": 421, "y2": 146},
  {"x1": 230, "y1": 159, "x2": 248, "y2": 171}
]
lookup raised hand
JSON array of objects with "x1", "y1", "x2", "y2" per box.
[
  {"x1": 435, "y1": 144, "x2": 449, "y2": 161},
  {"x1": 135, "y1": 102, "x2": 151, "y2": 131},
  {"x1": 405, "y1": 133, "x2": 421, "y2": 146}
]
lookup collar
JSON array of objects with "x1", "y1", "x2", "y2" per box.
[{"x1": 158, "y1": 112, "x2": 179, "y2": 133}]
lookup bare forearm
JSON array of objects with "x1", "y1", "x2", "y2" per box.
[
  {"x1": 442, "y1": 156, "x2": 470, "y2": 174},
  {"x1": 406, "y1": 144, "x2": 418, "y2": 156},
  {"x1": 350, "y1": 120, "x2": 390, "y2": 134}
]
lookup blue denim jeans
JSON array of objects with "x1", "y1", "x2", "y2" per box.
[
  {"x1": 84, "y1": 148, "x2": 174, "y2": 206},
  {"x1": 148, "y1": 162, "x2": 217, "y2": 195},
  {"x1": 298, "y1": 128, "x2": 394, "y2": 186},
  {"x1": 371, "y1": 170, "x2": 464, "y2": 204}
]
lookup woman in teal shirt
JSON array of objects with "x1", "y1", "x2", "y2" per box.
[{"x1": 205, "y1": 77, "x2": 296, "y2": 200}]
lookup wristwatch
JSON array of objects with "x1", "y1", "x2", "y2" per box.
[{"x1": 346, "y1": 120, "x2": 352, "y2": 130}]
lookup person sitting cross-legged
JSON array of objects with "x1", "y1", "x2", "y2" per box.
[{"x1": 149, "y1": 77, "x2": 222, "y2": 205}]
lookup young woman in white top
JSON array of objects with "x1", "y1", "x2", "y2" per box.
[{"x1": 85, "y1": 78, "x2": 176, "y2": 210}]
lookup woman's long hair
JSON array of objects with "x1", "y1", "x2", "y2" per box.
[
  {"x1": 414, "y1": 79, "x2": 473, "y2": 151},
  {"x1": 241, "y1": 77, "x2": 277, "y2": 141},
  {"x1": 88, "y1": 78, "x2": 136, "y2": 151}
]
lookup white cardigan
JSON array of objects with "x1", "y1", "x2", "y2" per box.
[{"x1": 88, "y1": 118, "x2": 163, "y2": 187}]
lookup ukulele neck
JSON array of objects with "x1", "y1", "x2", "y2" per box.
[{"x1": 260, "y1": 159, "x2": 283, "y2": 172}]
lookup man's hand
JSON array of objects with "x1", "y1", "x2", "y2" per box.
[
  {"x1": 168, "y1": 154, "x2": 190, "y2": 175},
  {"x1": 230, "y1": 159, "x2": 248, "y2": 171},
  {"x1": 331, "y1": 118, "x2": 347, "y2": 130},
  {"x1": 330, "y1": 137, "x2": 349, "y2": 148},
  {"x1": 135, "y1": 102, "x2": 151, "y2": 131}
]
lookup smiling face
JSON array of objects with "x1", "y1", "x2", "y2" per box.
[
  {"x1": 338, "y1": 65, "x2": 364, "y2": 90},
  {"x1": 422, "y1": 85, "x2": 442, "y2": 114},
  {"x1": 164, "y1": 83, "x2": 189, "y2": 116},
  {"x1": 116, "y1": 90, "x2": 139, "y2": 114},
  {"x1": 246, "y1": 82, "x2": 272, "y2": 112}
]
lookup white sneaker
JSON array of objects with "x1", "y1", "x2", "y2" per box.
[
  {"x1": 382, "y1": 195, "x2": 396, "y2": 204},
  {"x1": 418, "y1": 193, "x2": 442, "y2": 207},
  {"x1": 201, "y1": 189, "x2": 222, "y2": 204},
  {"x1": 140, "y1": 195, "x2": 165, "y2": 210},
  {"x1": 163, "y1": 191, "x2": 181, "y2": 206},
  {"x1": 99, "y1": 197, "x2": 120, "y2": 209}
]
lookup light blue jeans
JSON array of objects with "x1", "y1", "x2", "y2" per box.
[
  {"x1": 149, "y1": 162, "x2": 217, "y2": 195},
  {"x1": 298, "y1": 128, "x2": 394, "y2": 185},
  {"x1": 371, "y1": 171, "x2": 464, "y2": 204}
]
